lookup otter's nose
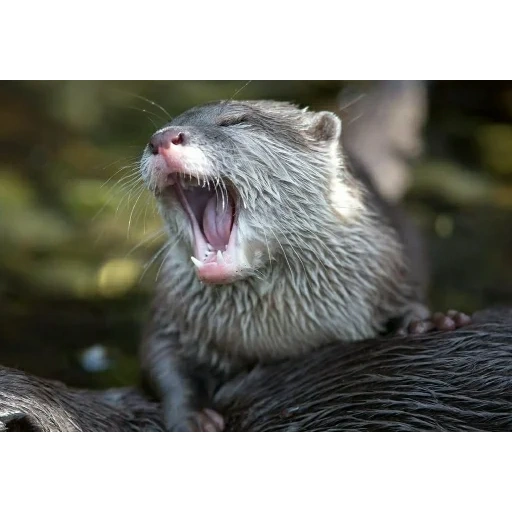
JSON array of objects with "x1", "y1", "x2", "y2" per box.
[{"x1": 148, "y1": 129, "x2": 186, "y2": 155}]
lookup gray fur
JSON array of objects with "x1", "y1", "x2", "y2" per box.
[
  {"x1": 0, "y1": 367, "x2": 163, "y2": 432},
  {"x1": 216, "y1": 308, "x2": 512, "y2": 432},
  {"x1": 139, "y1": 100, "x2": 426, "y2": 430},
  {"x1": 1, "y1": 309, "x2": 511, "y2": 432}
]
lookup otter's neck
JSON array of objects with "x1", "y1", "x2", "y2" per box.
[{"x1": 159, "y1": 213, "x2": 415, "y2": 368}]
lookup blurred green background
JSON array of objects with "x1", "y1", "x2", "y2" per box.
[{"x1": 1, "y1": 81, "x2": 511, "y2": 389}]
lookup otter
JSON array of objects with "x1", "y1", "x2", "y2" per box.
[
  {"x1": 138, "y1": 99, "x2": 470, "y2": 431},
  {"x1": 0, "y1": 367, "x2": 163, "y2": 432},
  {"x1": 1, "y1": 308, "x2": 511, "y2": 432}
]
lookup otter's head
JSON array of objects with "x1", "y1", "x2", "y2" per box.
[{"x1": 140, "y1": 100, "x2": 361, "y2": 285}]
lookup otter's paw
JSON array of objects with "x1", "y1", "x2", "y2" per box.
[
  {"x1": 406, "y1": 310, "x2": 472, "y2": 335},
  {"x1": 164, "y1": 404, "x2": 224, "y2": 432}
]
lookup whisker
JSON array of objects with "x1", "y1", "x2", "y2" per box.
[
  {"x1": 127, "y1": 187, "x2": 147, "y2": 238},
  {"x1": 267, "y1": 226, "x2": 294, "y2": 276},
  {"x1": 155, "y1": 238, "x2": 181, "y2": 282},
  {"x1": 126, "y1": 92, "x2": 172, "y2": 120},
  {"x1": 126, "y1": 106, "x2": 162, "y2": 128},
  {"x1": 140, "y1": 241, "x2": 171, "y2": 282},
  {"x1": 125, "y1": 228, "x2": 165, "y2": 257},
  {"x1": 115, "y1": 180, "x2": 144, "y2": 217},
  {"x1": 133, "y1": 191, "x2": 158, "y2": 234},
  {"x1": 338, "y1": 92, "x2": 366, "y2": 113},
  {"x1": 91, "y1": 175, "x2": 142, "y2": 224},
  {"x1": 99, "y1": 160, "x2": 140, "y2": 189},
  {"x1": 110, "y1": 171, "x2": 142, "y2": 189},
  {"x1": 230, "y1": 80, "x2": 252, "y2": 101},
  {"x1": 112, "y1": 177, "x2": 144, "y2": 201},
  {"x1": 100, "y1": 156, "x2": 138, "y2": 172},
  {"x1": 218, "y1": 80, "x2": 253, "y2": 118}
]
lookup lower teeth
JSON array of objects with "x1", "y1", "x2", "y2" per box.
[
  {"x1": 191, "y1": 256, "x2": 203, "y2": 268},
  {"x1": 191, "y1": 250, "x2": 227, "y2": 269}
]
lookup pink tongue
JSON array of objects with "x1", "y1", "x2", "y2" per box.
[{"x1": 203, "y1": 193, "x2": 233, "y2": 250}]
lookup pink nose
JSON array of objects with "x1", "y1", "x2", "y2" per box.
[{"x1": 148, "y1": 129, "x2": 186, "y2": 155}]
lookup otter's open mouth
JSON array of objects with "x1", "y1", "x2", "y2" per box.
[{"x1": 168, "y1": 174, "x2": 240, "y2": 284}]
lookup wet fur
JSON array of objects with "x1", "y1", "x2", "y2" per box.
[
  {"x1": 217, "y1": 308, "x2": 512, "y2": 431},
  {"x1": 0, "y1": 368, "x2": 162, "y2": 432},
  {"x1": 2, "y1": 309, "x2": 512, "y2": 431},
  {"x1": 139, "y1": 100, "x2": 428, "y2": 429}
]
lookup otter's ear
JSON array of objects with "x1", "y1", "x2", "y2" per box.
[{"x1": 307, "y1": 112, "x2": 342, "y2": 143}]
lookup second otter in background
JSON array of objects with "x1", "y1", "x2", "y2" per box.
[{"x1": 138, "y1": 93, "x2": 470, "y2": 431}]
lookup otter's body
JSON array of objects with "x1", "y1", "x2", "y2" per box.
[
  {"x1": 138, "y1": 99, "x2": 459, "y2": 431},
  {"x1": 145, "y1": 161, "x2": 422, "y2": 375},
  {"x1": 0, "y1": 308, "x2": 510, "y2": 432}
]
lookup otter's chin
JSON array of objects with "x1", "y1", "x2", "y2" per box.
[{"x1": 190, "y1": 224, "x2": 250, "y2": 285}]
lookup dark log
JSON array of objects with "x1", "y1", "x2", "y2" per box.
[{"x1": 1, "y1": 308, "x2": 511, "y2": 432}]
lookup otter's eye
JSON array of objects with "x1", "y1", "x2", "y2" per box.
[{"x1": 217, "y1": 116, "x2": 248, "y2": 127}]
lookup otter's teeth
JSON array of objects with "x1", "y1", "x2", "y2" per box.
[
  {"x1": 191, "y1": 256, "x2": 203, "y2": 268},
  {"x1": 179, "y1": 175, "x2": 199, "y2": 190},
  {"x1": 207, "y1": 244, "x2": 213, "y2": 251},
  {"x1": 217, "y1": 250, "x2": 225, "y2": 264}
]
